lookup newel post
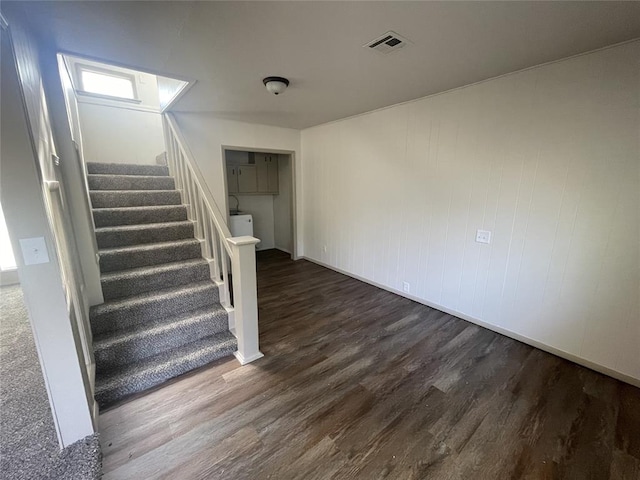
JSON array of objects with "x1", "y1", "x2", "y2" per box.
[{"x1": 228, "y1": 236, "x2": 264, "y2": 365}]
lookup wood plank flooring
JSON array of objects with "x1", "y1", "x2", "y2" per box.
[{"x1": 99, "y1": 249, "x2": 640, "y2": 479}]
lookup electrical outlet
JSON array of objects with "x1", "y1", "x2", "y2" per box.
[
  {"x1": 403, "y1": 282, "x2": 410, "y2": 293},
  {"x1": 476, "y1": 229, "x2": 491, "y2": 244}
]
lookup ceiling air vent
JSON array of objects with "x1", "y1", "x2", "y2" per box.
[{"x1": 364, "y1": 31, "x2": 410, "y2": 54}]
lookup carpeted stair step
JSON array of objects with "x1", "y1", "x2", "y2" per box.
[
  {"x1": 88, "y1": 174, "x2": 175, "y2": 191},
  {"x1": 86, "y1": 161, "x2": 237, "y2": 409},
  {"x1": 93, "y1": 304, "x2": 229, "y2": 374},
  {"x1": 90, "y1": 190, "x2": 182, "y2": 208},
  {"x1": 93, "y1": 205, "x2": 188, "y2": 227},
  {"x1": 101, "y1": 259, "x2": 210, "y2": 301},
  {"x1": 90, "y1": 280, "x2": 219, "y2": 336},
  {"x1": 99, "y1": 239, "x2": 201, "y2": 272},
  {"x1": 87, "y1": 162, "x2": 169, "y2": 177},
  {"x1": 95, "y1": 331, "x2": 237, "y2": 408},
  {"x1": 95, "y1": 221, "x2": 194, "y2": 248}
]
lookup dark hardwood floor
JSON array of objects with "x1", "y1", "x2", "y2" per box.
[{"x1": 100, "y1": 249, "x2": 640, "y2": 479}]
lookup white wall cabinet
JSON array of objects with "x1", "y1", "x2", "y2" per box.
[
  {"x1": 226, "y1": 153, "x2": 278, "y2": 195},
  {"x1": 237, "y1": 165, "x2": 257, "y2": 193},
  {"x1": 256, "y1": 153, "x2": 279, "y2": 194},
  {"x1": 227, "y1": 165, "x2": 259, "y2": 193},
  {"x1": 227, "y1": 166, "x2": 238, "y2": 194}
]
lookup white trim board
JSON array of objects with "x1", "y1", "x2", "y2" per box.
[
  {"x1": 76, "y1": 94, "x2": 158, "y2": 114},
  {"x1": 300, "y1": 256, "x2": 640, "y2": 389},
  {"x1": 0, "y1": 269, "x2": 19, "y2": 286}
]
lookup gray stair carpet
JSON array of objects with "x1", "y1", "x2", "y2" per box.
[
  {"x1": 93, "y1": 205, "x2": 187, "y2": 227},
  {"x1": 100, "y1": 259, "x2": 210, "y2": 301},
  {"x1": 87, "y1": 162, "x2": 236, "y2": 409},
  {"x1": 99, "y1": 239, "x2": 202, "y2": 272},
  {"x1": 95, "y1": 221, "x2": 195, "y2": 248},
  {"x1": 90, "y1": 190, "x2": 182, "y2": 208},
  {"x1": 88, "y1": 174, "x2": 175, "y2": 191}
]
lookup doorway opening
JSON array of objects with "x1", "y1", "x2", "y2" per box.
[
  {"x1": 223, "y1": 148, "x2": 296, "y2": 260},
  {"x1": 0, "y1": 203, "x2": 18, "y2": 286}
]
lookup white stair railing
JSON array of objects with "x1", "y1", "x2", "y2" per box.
[{"x1": 162, "y1": 113, "x2": 263, "y2": 365}]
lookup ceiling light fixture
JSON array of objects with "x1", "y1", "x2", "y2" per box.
[{"x1": 263, "y1": 76, "x2": 289, "y2": 95}]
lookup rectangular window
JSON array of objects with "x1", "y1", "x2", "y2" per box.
[{"x1": 78, "y1": 67, "x2": 136, "y2": 100}]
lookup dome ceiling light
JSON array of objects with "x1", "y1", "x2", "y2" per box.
[{"x1": 263, "y1": 76, "x2": 289, "y2": 95}]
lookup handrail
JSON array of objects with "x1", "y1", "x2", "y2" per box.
[
  {"x1": 72, "y1": 140, "x2": 101, "y2": 259},
  {"x1": 164, "y1": 114, "x2": 233, "y2": 256},
  {"x1": 162, "y1": 113, "x2": 264, "y2": 365},
  {"x1": 45, "y1": 179, "x2": 94, "y2": 369}
]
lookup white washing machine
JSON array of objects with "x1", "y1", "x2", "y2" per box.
[{"x1": 229, "y1": 214, "x2": 254, "y2": 238}]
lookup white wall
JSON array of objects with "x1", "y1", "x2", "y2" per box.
[
  {"x1": 234, "y1": 195, "x2": 275, "y2": 251},
  {"x1": 274, "y1": 154, "x2": 293, "y2": 253},
  {"x1": 78, "y1": 103, "x2": 164, "y2": 165},
  {"x1": 173, "y1": 113, "x2": 302, "y2": 256},
  {"x1": 1, "y1": 19, "x2": 95, "y2": 447},
  {"x1": 157, "y1": 75, "x2": 187, "y2": 111},
  {"x1": 49, "y1": 55, "x2": 103, "y2": 307},
  {"x1": 301, "y1": 41, "x2": 640, "y2": 384},
  {"x1": 68, "y1": 56, "x2": 165, "y2": 166}
]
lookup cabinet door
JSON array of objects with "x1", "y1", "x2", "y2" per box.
[
  {"x1": 237, "y1": 165, "x2": 257, "y2": 193},
  {"x1": 227, "y1": 166, "x2": 238, "y2": 194},
  {"x1": 267, "y1": 155, "x2": 279, "y2": 193},
  {"x1": 256, "y1": 154, "x2": 270, "y2": 193}
]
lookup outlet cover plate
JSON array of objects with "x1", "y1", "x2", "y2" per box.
[{"x1": 476, "y1": 230, "x2": 491, "y2": 244}]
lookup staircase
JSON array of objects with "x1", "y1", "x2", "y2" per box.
[{"x1": 87, "y1": 162, "x2": 237, "y2": 408}]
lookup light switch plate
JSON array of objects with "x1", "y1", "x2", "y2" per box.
[
  {"x1": 19, "y1": 237, "x2": 50, "y2": 265},
  {"x1": 476, "y1": 230, "x2": 491, "y2": 244}
]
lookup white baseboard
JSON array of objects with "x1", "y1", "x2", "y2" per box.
[
  {"x1": 234, "y1": 350, "x2": 264, "y2": 365},
  {"x1": 0, "y1": 269, "x2": 19, "y2": 286},
  {"x1": 301, "y1": 256, "x2": 640, "y2": 388}
]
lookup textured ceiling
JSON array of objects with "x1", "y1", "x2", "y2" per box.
[{"x1": 6, "y1": 1, "x2": 640, "y2": 128}]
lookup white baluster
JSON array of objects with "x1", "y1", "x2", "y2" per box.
[
  {"x1": 163, "y1": 113, "x2": 262, "y2": 365},
  {"x1": 211, "y1": 223, "x2": 221, "y2": 281},
  {"x1": 219, "y1": 236, "x2": 230, "y2": 306}
]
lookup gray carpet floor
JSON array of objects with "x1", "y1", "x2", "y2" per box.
[{"x1": 0, "y1": 284, "x2": 102, "y2": 479}]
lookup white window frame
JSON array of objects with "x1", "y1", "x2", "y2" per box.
[{"x1": 75, "y1": 64, "x2": 140, "y2": 103}]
